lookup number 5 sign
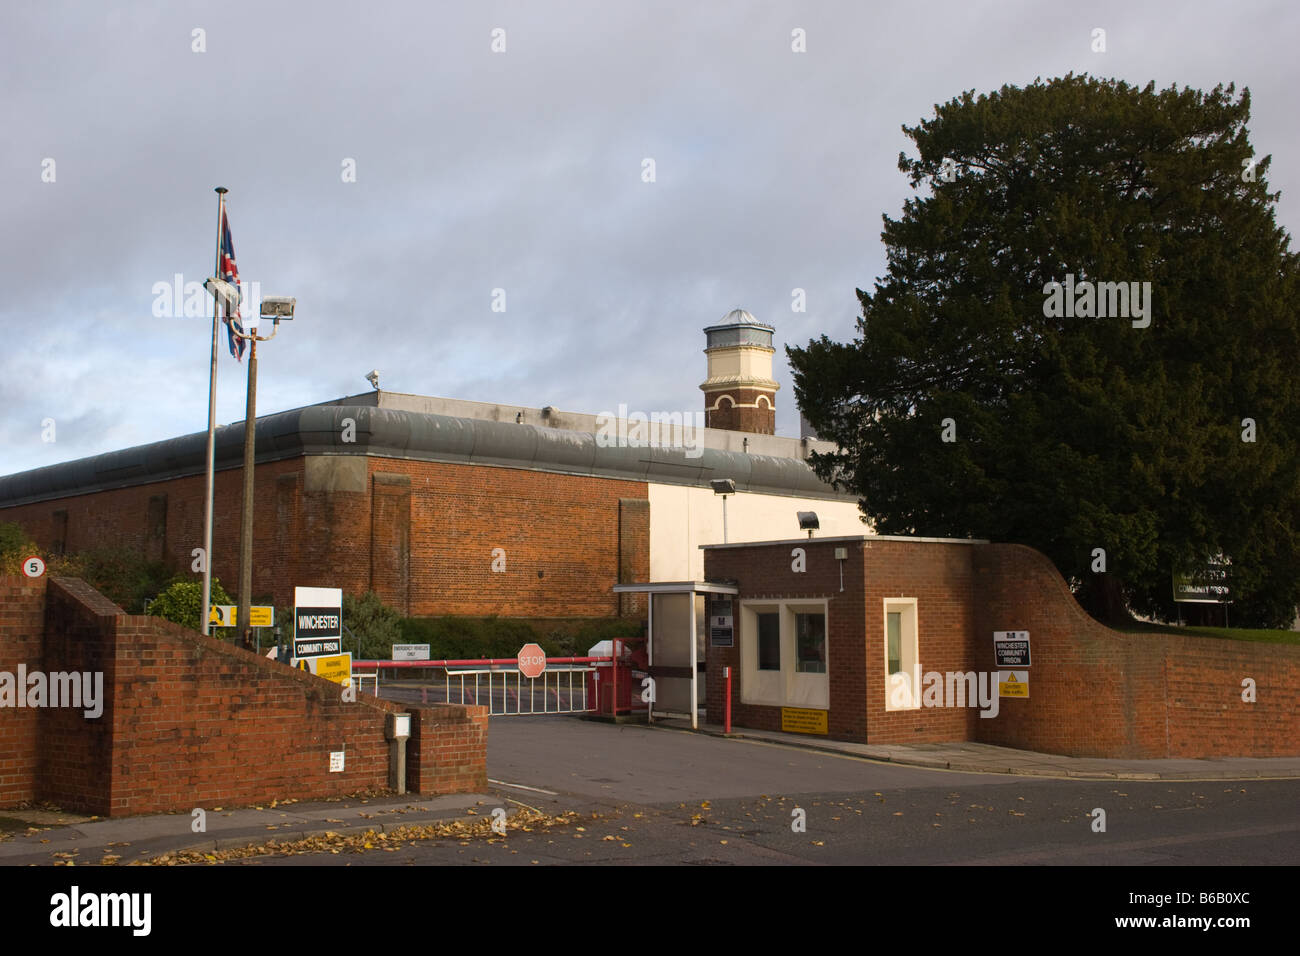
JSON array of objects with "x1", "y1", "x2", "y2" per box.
[{"x1": 23, "y1": 555, "x2": 46, "y2": 578}]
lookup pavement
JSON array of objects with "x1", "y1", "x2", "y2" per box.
[
  {"x1": 2, "y1": 716, "x2": 1296, "y2": 866},
  {"x1": 646, "y1": 716, "x2": 1300, "y2": 780},
  {"x1": 0, "y1": 791, "x2": 494, "y2": 866}
]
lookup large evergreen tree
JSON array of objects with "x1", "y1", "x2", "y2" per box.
[{"x1": 789, "y1": 75, "x2": 1300, "y2": 626}]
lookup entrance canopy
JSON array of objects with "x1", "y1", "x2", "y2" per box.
[{"x1": 613, "y1": 581, "x2": 739, "y2": 729}]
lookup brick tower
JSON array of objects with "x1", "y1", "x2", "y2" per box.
[{"x1": 700, "y1": 309, "x2": 778, "y2": 434}]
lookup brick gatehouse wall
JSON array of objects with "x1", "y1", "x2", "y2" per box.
[{"x1": 704, "y1": 539, "x2": 1300, "y2": 758}]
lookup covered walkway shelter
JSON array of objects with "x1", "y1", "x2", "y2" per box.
[{"x1": 612, "y1": 580, "x2": 738, "y2": 729}]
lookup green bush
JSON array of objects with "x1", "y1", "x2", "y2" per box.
[
  {"x1": 0, "y1": 522, "x2": 37, "y2": 576},
  {"x1": 67, "y1": 547, "x2": 171, "y2": 613},
  {"x1": 342, "y1": 591, "x2": 404, "y2": 659},
  {"x1": 147, "y1": 577, "x2": 234, "y2": 633},
  {"x1": 0, "y1": 525, "x2": 173, "y2": 612},
  {"x1": 396, "y1": 616, "x2": 643, "y2": 660}
]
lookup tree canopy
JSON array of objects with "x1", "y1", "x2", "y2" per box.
[{"x1": 788, "y1": 75, "x2": 1300, "y2": 626}]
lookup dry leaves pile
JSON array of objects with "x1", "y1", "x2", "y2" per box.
[{"x1": 133, "y1": 808, "x2": 583, "y2": 866}]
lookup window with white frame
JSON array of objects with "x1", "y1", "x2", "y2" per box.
[
  {"x1": 883, "y1": 598, "x2": 919, "y2": 711},
  {"x1": 740, "y1": 600, "x2": 829, "y2": 709}
]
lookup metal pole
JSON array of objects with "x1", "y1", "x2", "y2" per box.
[
  {"x1": 689, "y1": 592, "x2": 698, "y2": 730},
  {"x1": 237, "y1": 334, "x2": 257, "y2": 648},
  {"x1": 722, "y1": 495, "x2": 728, "y2": 544},
  {"x1": 647, "y1": 593, "x2": 654, "y2": 724},
  {"x1": 724, "y1": 665, "x2": 731, "y2": 734},
  {"x1": 200, "y1": 187, "x2": 226, "y2": 638}
]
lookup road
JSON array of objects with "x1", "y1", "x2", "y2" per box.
[{"x1": 229, "y1": 717, "x2": 1300, "y2": 866}]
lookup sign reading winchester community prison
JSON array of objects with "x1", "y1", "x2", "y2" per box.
[
  {"x1": 293, "y1": 586, "x2": 343, "y2": 660},
  {"x1": 993, "y1": 630, "x2": 1031, "y2": 668},
  {"x1": 1172, "y1": 554, "x2": 1232, "y2": 604}
]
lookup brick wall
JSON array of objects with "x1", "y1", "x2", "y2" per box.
[
  {"x1": 407, "y1": 703, "x2": 489, "y2": 795},
  {"x1": 704, "y1": 388, "x2": 776, "y2": 434},
  {"x1": 705, "y1": 539, "x2": 1300, "y2": 758},
  {"x1": 972, "y1": 544, "x2": 1300, "y2": 758},
  {"x1": 0, "y1": 577, "x2": 45, "y2": 805},
  {"x1": 0, "y1": 575, "x2": 490, "y2": 816},
  {"x1": 705, "y1": 538, "x2": 978, "y2": 744},
  {"x1": 0, "y1": 455, "x2": 649, "y2": 620}
]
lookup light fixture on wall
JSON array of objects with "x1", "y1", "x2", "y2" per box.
[
  {"x1": 798, "y1": 511, "x2": 819, "y2": 538},
  {"x1": 711, "y1": 478, "x2": 736, "y2": 544}
]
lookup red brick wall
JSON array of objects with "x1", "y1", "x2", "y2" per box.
[
  {"x1": 0, "y1": 455, "x2": 650, "y2": 620},
  {"x1": 0, "y1": 575, "x2": 491, "y2": 816},
  {"x1": 704, "y1": 388, "x2": 776, "y2": 434},
  {"x1": 37, "y1": 578, "x2": 119, "y2": 812},
  {"x1": 705, "y1": 540, "x2": 1300, "y2": 758},
  {"x1": 972, "y1": 544, "x2": 1300, "y2": 758},
  {"x1": 703, "y1": 539, "x2": 867, "y2": 740},
  {"x1": 379, "y1": 458, "x2": 647, "y2": 618},
  {"x1": 408, "y1": 704, "x2": 489, "y2": 795},
  {"x1": 704, "y1": 539, "x2": 979, "y2": 744},
  {"x1": 0, "y1": 576, "x2": 45, "y2": 805}
]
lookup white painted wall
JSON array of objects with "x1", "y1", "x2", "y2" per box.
[{"x1": 648, "y1": 483, "x2": 870, "y2": 581}]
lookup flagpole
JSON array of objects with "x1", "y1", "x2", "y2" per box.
[{"x1": 201, "y1": 186, "x2": 227, "y2": 638}]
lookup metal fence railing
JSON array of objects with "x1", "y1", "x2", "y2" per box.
[{"x1": 351, "y1": 656, "x2": 611, "y2": 716}]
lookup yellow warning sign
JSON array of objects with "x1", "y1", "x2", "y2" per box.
[
  {"x1": 297, "y1": 653, "x2": 353, "y2": 687},
  {"x1": 999, "y1": 671, "x2": 1029, "y2": 698},
  {"x1": 208, "y1": 605, "x2": 274, "y2": 628},
  {"x1": 781, "y1": 707, "x2": 829, "y2": 735}
]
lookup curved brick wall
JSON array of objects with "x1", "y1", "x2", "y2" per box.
[{"x1": 973, "y1": 544, "x2": 1300, "y2": 758}]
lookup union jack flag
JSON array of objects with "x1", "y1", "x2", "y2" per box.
[{"x1": 218, "y1": 209, "x2": 246, "y2": 361}]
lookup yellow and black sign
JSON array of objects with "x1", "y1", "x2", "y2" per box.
[
  {"x1": 209, "y1": 605, "x2": 274, "y2": 628},
  {"x1": 781, "y1": 707, "x2": 829, "y2": 735},
  {"x1": 296, "y1": 653, "x2": 353, "y2": 687},
  {"x1": 999, "y1": 672, "x2": 1029, "y2": 698}
]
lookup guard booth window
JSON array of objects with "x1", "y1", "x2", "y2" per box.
[
  {"x1": 758, "y1": 612, "x2": 781, "y2": 670},
  {"x1": 795, "y1": 612, "x2": 826, "y2": 673},
  {"x1": 740, "y1": 600, "x2": 829, "y2": 709}
]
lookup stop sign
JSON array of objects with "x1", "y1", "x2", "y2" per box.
[{"x1": 517, "y1": 643, "x2": 547, "y2": 679}]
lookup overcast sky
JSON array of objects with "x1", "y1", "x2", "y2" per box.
[{"x1": 2, "y1": 0, "x2": 1296, "y2": 476}]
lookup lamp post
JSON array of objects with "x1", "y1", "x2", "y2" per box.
[
  {"x1": 230, "y1": 296, "x2": 296, "y2": 648},
  {"x1": 710, "y1": 478, "x2": 736, "y2": 544}
]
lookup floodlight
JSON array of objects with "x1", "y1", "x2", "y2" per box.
[
  {"x1": 798, "y1": 511, "x2": 820, "y2": 535},
  {"x1": 710, "y1": 478, "x2": 736, "y2": 495},
  {"x1": 204, "y1": 277, "x2": 240, "y2": 312},
  {"x1": 260, "y1": 296, "x2": 296, "y2": 320}
]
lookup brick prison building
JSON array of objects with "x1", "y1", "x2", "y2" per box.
[{"x1": 0, "y1": 311, "x2": 865, "y2": 619}]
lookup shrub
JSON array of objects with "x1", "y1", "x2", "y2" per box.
[
  {"x1": 147, "y1": 577, "x2": 234, "y2": 633},
  {"x1": 0, "y1": 522, "x2": 37, "y2": 576}
]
